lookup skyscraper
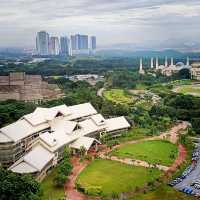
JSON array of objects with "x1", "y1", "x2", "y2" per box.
[
  {"x1": 60, "y1": 36, "x2": 69, "y2": 56},
  {"x1": 49, "y1": 37, "x2": 60, "y2": 55},
  {"x1": 36, "y1": 31, "x2": 49, "y2": 55},
  {"x1": 90, "y1": 36, "x2": 96, "y2": 50},
  {"x1": 79, "y1": 35, "x2": 88, "y2": 49},
  {"x1": 70, "y1": 35, "x2": 77, "y2": 50}
]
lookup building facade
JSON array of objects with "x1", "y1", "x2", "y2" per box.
[
  {"x1": 36, "y1": 31, "x2": 49, "y2": 56},
  {"x1": 60, "y1": 36, "x2": 69, "y2": 56},
  {"x1": 49, "y1": 37, "x2": 60, "y2": 55}
]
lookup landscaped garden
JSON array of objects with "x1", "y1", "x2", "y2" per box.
[
  {"x1": 111, "y1": 140, "x2": 178, "y2": 166},
  {"x1": 41, "y1": 168, "x2": 65, "y2": 200},
  {"x1": 173, "y1": 84, "x2": 200, "y2": 96},
  {"x1": 76, "y1": 159, "x2": 161, "y2": 198},
  {"x1": 103, "y1": 89, "x2": 135, "y2": 104}
]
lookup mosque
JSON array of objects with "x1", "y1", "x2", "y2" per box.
[{"x1": 139, "y1": 57, "x2": 200, "y2": 80}]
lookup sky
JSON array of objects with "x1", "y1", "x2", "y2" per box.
[{"x1": 0, "y1": 0, "x2": 200, "y2": 49}]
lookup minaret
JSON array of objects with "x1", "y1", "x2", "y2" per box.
[
  {"x1": 186, "y1": 57, "x2": 190, "y2": 66},
  {"x1": 139, "y1": 58, "x2": 145, "y2": 74},
  {"x1": 151, "y1": 58, "x2": 154, "y2": 69},
  {"x1": 156, "y1": 57, "x2": 159, "y2": 70},
  {"x1": 165, "y1": 56, "x2": 168, "y2": 67},
  {"x1": 170, "y1": 57, "x2": 174, "y2": 66}
]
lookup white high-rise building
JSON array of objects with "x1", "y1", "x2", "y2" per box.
[
  {"x1": 36, "y1": 31, "x2": 49, "y2": 56},
  {"x1": 49, "y1": 37, "x2": 60, "y2": 55},
  {"x1": 165, "y1": 56, "x2": 168, "y2": 67},
  {"x1": 156, "y1": 57, "x2": 159, "y2": 70},
  {"x1": 151, "y1": 58, "x2": 154, "y2": 69}
]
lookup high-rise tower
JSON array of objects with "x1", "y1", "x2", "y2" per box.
[
  {"x1": 151, "y1": 58, "x2": 154, "y2": 69},
  {"x1": 60, "y1": 37, "x2": 69, "y2": 56},
  {"x1": 36, "y1": 31, "x2": 49, "y2": 55}
]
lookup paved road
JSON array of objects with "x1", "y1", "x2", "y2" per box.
[{"x1": 97, "y1": 87, "x2": 105, "y2": 97}]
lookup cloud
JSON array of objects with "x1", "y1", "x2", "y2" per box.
[{"x1": 0, "y1": 0, "x2": 199, "y2": 48}]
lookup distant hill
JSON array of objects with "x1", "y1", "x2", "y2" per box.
[{"x1": 96, "y1": 49, "x2": 200, "y2": 59}]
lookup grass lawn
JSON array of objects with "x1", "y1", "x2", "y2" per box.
[
  {"x1": 41, "y1": 168, "x2": 65, "y2": 200},
  {"x1": 117, "y1": 128, "x2": 152, "y2": 143},
  {"x1": 111, "y1": 140, "x2": 178, "y2": 166},
  {"x1": 103, "y1": 89, "x2": 135, "y2": 104},
  {"x1": 76, "y1": 159, "x2": 161, "y2": 198},
  {"x1": 174, "y1": 85, "x2": 200, "y2": 96},
  {"x1": 127, "y1": 185, "x2": 197, "y2": 200}
]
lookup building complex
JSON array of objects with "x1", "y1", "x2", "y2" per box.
[
  {"x1": 36, "y1": 31, "x2": 96, "y2": 56},
  {"x1": 139, "y1": 57, "x2": 200, "y2": 80},
  {"x1": 0, "y1": 102, "x2": 130, "y2": 181}
]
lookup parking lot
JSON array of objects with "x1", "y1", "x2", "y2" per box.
[{"x1": 170, "y1": 144, "x2": 200, "y2": 197}]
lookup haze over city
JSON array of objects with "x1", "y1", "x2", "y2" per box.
[{"x1": 0, "y1": 0, "x2": 200, "y2": 50}]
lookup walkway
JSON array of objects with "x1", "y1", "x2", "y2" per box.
[
  {"x1": 100, "y1": 154, "x2": 169, "y2": 171},
  {"x1": 97, "y1": 87, "x2": 105, "y2": 97},
  {"x1": 99, "y1": 121, "x2": 189, "y2": 172},
  {"x1": 65, "y1": 157, "x2": 100, "y2": 200}
]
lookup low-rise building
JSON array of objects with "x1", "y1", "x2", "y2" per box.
[{"x1": 0, "y1": 102, "x2": 131, "y2": 180}]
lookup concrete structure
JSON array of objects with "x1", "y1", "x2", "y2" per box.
[
  {"x1": 0, "y1": 72, "x2": 64, "y2": 102},
  {"x1": 60, "y1": 36, "x2": 69, "y2": 56},
  {"x1": 191, "y1": 62, "x2": 200, "y2": 80},
  {"x1": 151, "y1": 58, "x2": 154, "y2": 69},
  {"x1": 0, "y1": 103, "x2": 130, "y2": 180},
  {"x1": 139, "y1": 58, "x2": 145, "y2": 74},
  {"x1": 36, "y1": 31, "x2": 49, "y2": 56},
  {"x1": 49, "y1": 37, "x2": 60, "y2": 55},
  {"x1": 90, "y1": 36, "x2": 96, "y2": 50}
]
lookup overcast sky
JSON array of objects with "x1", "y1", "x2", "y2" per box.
[{"x1": 0, "y1": 0, "x2": 200, "y2": 48}]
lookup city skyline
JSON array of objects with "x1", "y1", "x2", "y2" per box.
[
  {"x1": 0, "y1": 0, "x2": 200, "y2": 50},
  {"x1": 36, "y1": 31, "x2": 96, "y2": 56}
]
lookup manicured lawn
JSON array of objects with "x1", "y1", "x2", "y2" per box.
[
  {"x1": 118, "y1": 128, "x2": 152, "y2": 143},
  {"x1": 127, "y1": 185, "x2": 197, "y2": 200},
  {"x1": 174, "y1": 85, "x2": 200, "y2": 96},
  {"x1": 103, "y1": 89, "x2": 135, "y2": 104},
  {"x1": 111, "y1": 140, "x2": 178, "y2": 166},
  {"x1": 41, "y1": 168, "x2": 65, "y2": 200},
  {"x1": 76, "y1": 159, "x2": 161, "y2": 198}
]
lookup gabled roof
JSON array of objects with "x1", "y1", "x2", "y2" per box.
[
  {"x1": 105, "y1": 116, "x2": 131, "y2": 132},
  {"x1": 66, "y1": 103, "x2": 97, "y2": 120},
  {"x1": 23, "y1": 145, "x2": 54, "y2": 171},
  {"x1": 91, "y1": 114, "x2": 106, "y2": 126},
  {"x1": 10, "y1": 144, "x2": 54, "y2": 173},
  {"x1": 24, "y1": 105, "x2": 70, "y2": 126},
  {"x1": 69, "y1": 136, "x2": 101, "y2": 151},
  {"x1": 50, "y1": 118, "x2": 77, "y2": 134},
  {"x1": 10, "y1": 161, "x2": 38, "y2": 174},
  {"x1": 0, "y1": 132, "x2": 12, "y2": 143},
  {"x1": 0, "y1": 119, "x2": 49, "y2": 142}
]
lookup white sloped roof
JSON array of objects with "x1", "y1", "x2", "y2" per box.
[
  {"x1": 50, "y1": 105, "x2": 71, "y2": 116},
  {"x1": 70, "y1": 136, "x2": 100, "y2": 151},
  {"x1": 24, "y1": 105, "x2": 70, "y2": 126},
  {"x1": 66, "y1": 103, "x2": 97, "y2": 120},
  {"x1": 10, "y1": 161, "x2": 38, "y2": 174},
  {"x1": 50, "y1": 118, "x2": 77, "y2": 134},
  {"x1": 24, "y1": 107, "x2": 48, "y2": 126},
  {"x1": 106, "y1": 116, "x2": 130, "y2": 132},
  {"x1": 23, "y1": 145, "x2": 54, "y2": 171},
  {"x1": 0, "y1": 132, "x2": 12, "y2": 143},
  {"x1": 0, "y1": 119, "x2": 49, "y2": 142},
  {"x1": 39, "y1": 131, "x2": 72, "y2": 152},
  {"x1": 91, "y1": 114, "x2": 106, "y2": 126}
]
